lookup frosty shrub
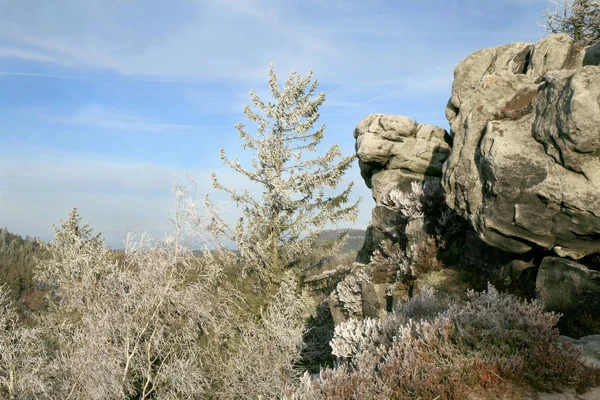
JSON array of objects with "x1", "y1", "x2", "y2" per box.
[
  {"x1": 372, "y1": 236, "x2": 442, "y2": 294},
  {"x1": 385, "y1": 181, "x2": 425, "y2": 219},
  {"x1": 294, "y1": 316, "x2": 467, "y2": 400},
  {"x1": 215, "y1": 273, "x2": 313, "y2": 399},
  {"x1": 35, "y1": 198, "x2": 234, "y2": 398},
  {"x1": 293, "y1": 285, "x2": 600, "y2": 399},
  {"x1": 0, "y1": 285, "x2": 50, "y2": 399},
  {"x1": 449, "y1": 284, "x2": 600, "y2": 391},
  {"x1": 330, "y1": 314, "x2": 403, "y2": 360},
  {"x1": 384, "y1": 180, "x2": 445, "y2": 222},
  {"x1": 330, "y1": 286, "x2": 452, "y2": 360},
  {"x1": 397, "y1": 285, "x2": 453, "y2": 321},
  {"x1": 541, "y1": 0, "x2": 600, "y2": 46},
  {"x1": 334, "y1": 265, "x2": 370, "y2": 315}
]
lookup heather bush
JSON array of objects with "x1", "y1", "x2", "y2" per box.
[
  {"x1": 450, "y1": 284, "x2": 600, "y2": 392},
  {"x1": 294, "y1": 285, "x2": 600, "y2": 399},
  {"x1": 334, "y1": 265, "x2": 370, "y2": 316},
  {"x1": 371, "y1": 235, "x2": 443, "y2": 297}
]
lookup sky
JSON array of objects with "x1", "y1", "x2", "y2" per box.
[{"x1": 0, "y1": 0, "x2": 555, "y2": 248}]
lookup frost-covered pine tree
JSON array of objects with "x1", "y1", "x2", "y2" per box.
[
  {"x1": 210, "y1": 63, "x2": 360, "y2": 281},
  {"x1": 541, "y1": 0, "x2": 600, "y2": 46}
]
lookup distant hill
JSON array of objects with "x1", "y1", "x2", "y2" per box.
[{"x1": 317, "y1": 228, "x2": 365, "y2": 253}]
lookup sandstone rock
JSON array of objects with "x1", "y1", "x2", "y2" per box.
[
  {"x1": 360, "y1": 281, "x2": 388, "y2": 319},
  {"x1": 328, "y1": 291, "x2": 347, "y2": 326},
  {"x1": 354, "y1": 114, "x2": 451, "y2": 264},
  {"x1": 559, "y1": 335, "x2": 600, "y2": 368},
  {"x1": 501, "y1": 259, "x2": 537, "y2": 293},
  {"x1": 537, "y1": 387, "x2": 600, "y2": 400},
  {"x1": 526, "y1": 33, "x2": 577, "y2": 76},
  {"x1": 448, "y1": 42, "x2": 532, "y2": 116},
  {"x1": 356, "y1": 205, "x2": 407, "y2": 264},
  {"x1": 354, "y1": 113, "x2": 451, "y2": 194},
  {"x1": 536, "y1": 257, "x2": 600, "y2": 314},
  {"x1": 443, "y1": 34, "x2": 600, "y2": 258},
  {"x1": 584, "y1": 42, "x2": 600, "y2": 66}
]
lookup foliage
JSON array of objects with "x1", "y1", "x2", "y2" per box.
[
  {"x1": 34, "y1": 201, "x2": 234, "y2": 399},
  {"x1": 372, "y1": 236, "x2": 442, "y2": 293},
  {"x1": 210, "y1": 62, "x2": 360, "y2": 282},
  {"x1": 294, "y1": 285, "x2": 600, "y2": 399},
  {"x1": 213, "y1": 273, "x2": 313, "y2": 399},
  {"x1": 0, "y1": 284, "x2": 50, "y2": 399},
  {"x1": 0, "y1": 227, "x2": 45, "y2": 303},
  {"x1": 541, "y1": 0, "x2": 600, "y2": 46}
]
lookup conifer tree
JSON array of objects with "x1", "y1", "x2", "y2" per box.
[{"x1": 210, "y1": 63, "x2": 360, "y2": 281}]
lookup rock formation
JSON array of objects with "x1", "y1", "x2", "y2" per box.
[
  {"x1": 341, "y1": 33, "x2": 600, "y2": 329},
  {"x1": 354, "y1": 114, "x2": 452, "y2": 263},
  {"x1": 444, "y1": 33, "x2": 600, "y2": 259}
]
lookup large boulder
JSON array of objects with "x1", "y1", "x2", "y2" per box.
[
  {"x1": 536, "y1": 257, "x2": 600, "y2": 315},
  {"x1": 443, "y1": 34, "x2": 600, "y2": 259}
]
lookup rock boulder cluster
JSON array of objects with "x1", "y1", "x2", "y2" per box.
[{"x1": 343, "y1": 33, "x2": 600, "y2": 332}]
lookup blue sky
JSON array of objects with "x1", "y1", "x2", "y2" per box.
[{"x1": 0, "y1": 0, "x2": 553, "y2": 247}]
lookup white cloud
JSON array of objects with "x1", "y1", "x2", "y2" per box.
[
  {"x1": 0, "y1": 0, "x2": 548, "y2": 87},
  {"x1": 36, "y1": 105, "x2": 226, "y2": 133},
  {"x1": 0, "y1": 71, "x2": 85, "y2": 79},
  {"x1": 0, "y1": 46, "x2": 73, "y2": 66}
]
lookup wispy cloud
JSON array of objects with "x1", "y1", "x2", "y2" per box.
[
  {"x1": 37, "y1": 105, "x2": 205, "y2": 133},
  {"x1": 0, "y1": 71, "x2": 85, "y2": 79},
  {"x1": 0, "y1": 0, "x2": 549, "y2": 85},
  {"x1": 0, "y1": 46, "x2": 74, "y2": 66}
]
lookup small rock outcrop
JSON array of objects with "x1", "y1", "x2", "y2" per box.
[
  {"x1": 443, "y1": 33, "x2": 600, "y2": 259},
  {"x1": 354, "y1": 114, "x2": 451, "y2": 203},
  {"x1": 354, "y1": 114, "x2": 451, "y2": 263}
]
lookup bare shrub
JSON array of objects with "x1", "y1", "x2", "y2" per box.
[
  {"x1": 541, "y1": 0, "x2": 600, "y2": 46},
  {"x1": 35, "y1": 195, "x2": 234, "y2": 399},
  {"x1": 0, "y1": 285, "x2": 50, "y2": 399}
]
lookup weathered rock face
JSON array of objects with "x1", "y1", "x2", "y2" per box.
[
  {"x1": 344, "y1": 34, "x2": 600, "y2": 329},
  {"x1": 536, "y1": 257, "x2": 600, "y2": 315},
  {"x1": 354, "y1": 114, "x2": 452, "y2": 202},
  {"x1": 443, "y1": 33, "x2": 600, "y2": 259},
  {"x1": 354, "y1": 114, "x2": 452, "y2": 263}
]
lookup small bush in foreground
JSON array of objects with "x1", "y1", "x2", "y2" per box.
[{"x1": 293, "y1": 285, "x2": 600, "y2": 399}]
